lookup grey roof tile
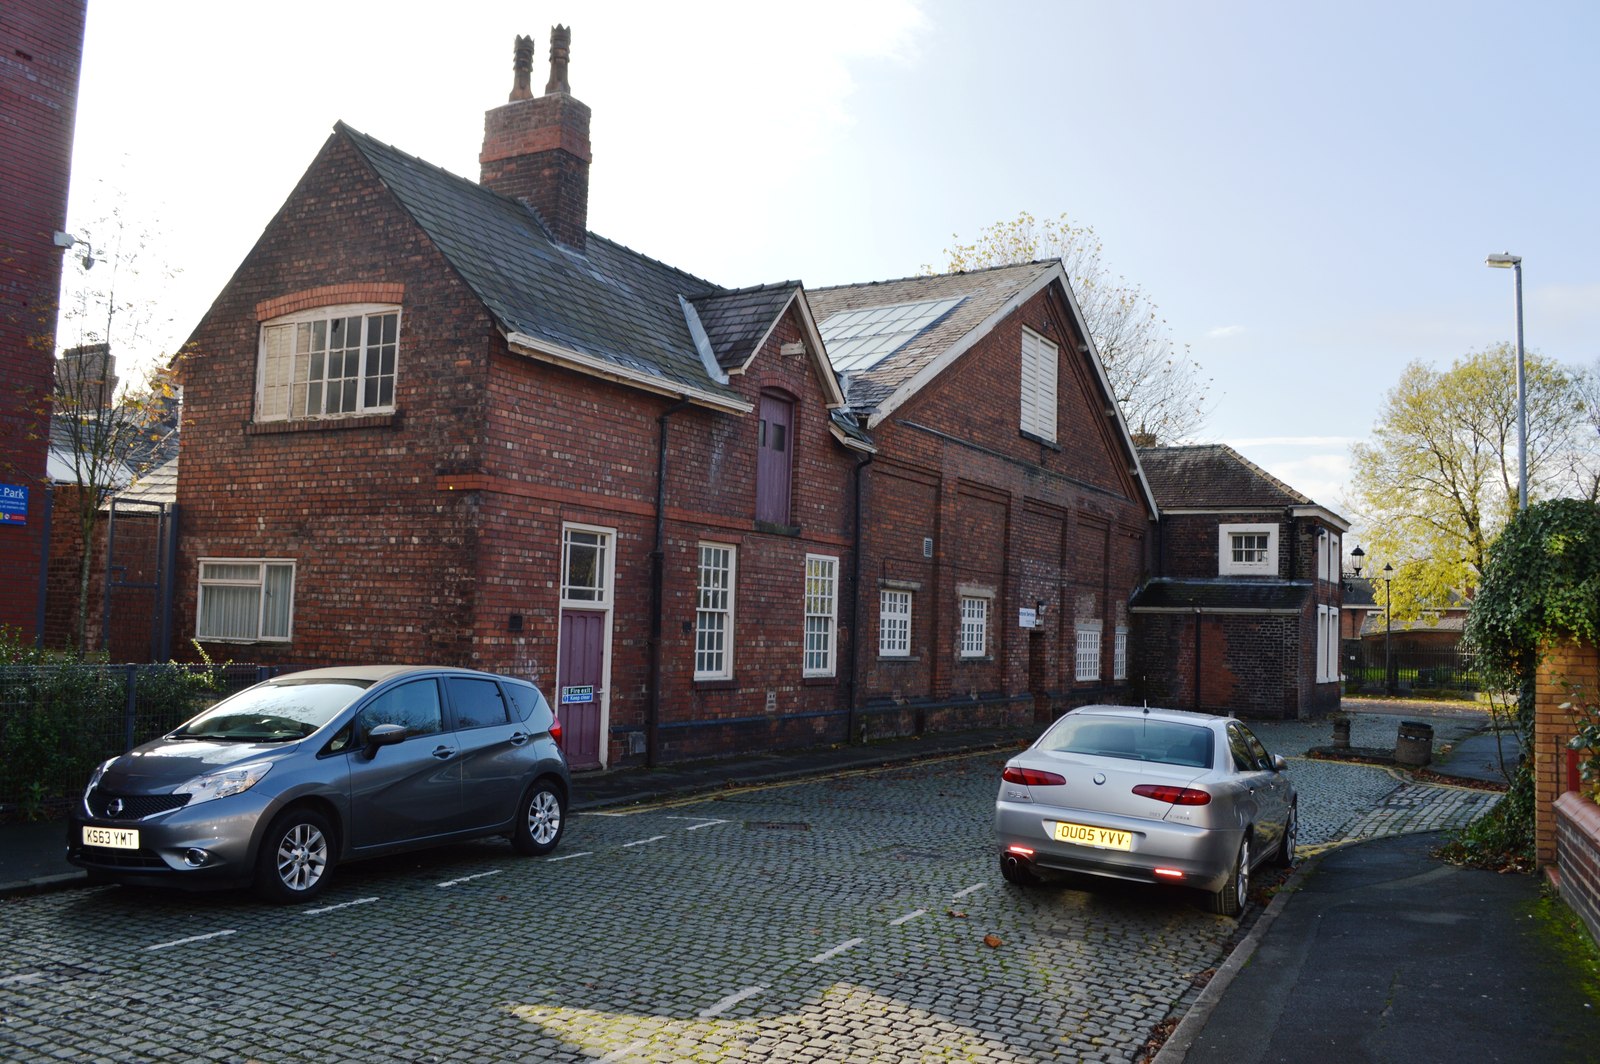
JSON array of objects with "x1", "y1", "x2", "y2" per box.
[
  {"x1": 338, "y1": 123, "x2": 741, "y2": 403},
  {"x1": 1136, "y1": 444, "x2": 1320, "y2": 511},
  {"x1": 688, "y1": 282, "x2": 801, "y2": 371}
]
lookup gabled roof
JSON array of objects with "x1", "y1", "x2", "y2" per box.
[
  {"x1": 1138, "y1": 444, "x2": 1346, "y2": 529},
  {"x1": 689, "y1": 282, "x2": 802, "y2": 373},
  {"x1": 338, "y1": 123, "x2": 750, "y2": 412},
  {"x1": 809, "y1": 261, "x2": 1060, "y2": 421}
]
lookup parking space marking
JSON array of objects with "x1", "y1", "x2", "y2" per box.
[
  {"x1": 622, "y1": 835, "x2": 668, "y2": 848},
  {"x1": 953, "y1": 883, "x2": 986, "y2": 899},
  {"x1": 304, "y1": 897, "x2": 380, "y2": 915},
  {"x1": 145, "y1": 930, "x2": 236, "y2": 952},
  {"x1": 680, "y1": 818, "x2": 730, "y2": 831},
  {"x1": 545, "y1": 851, "x2": 593, "y2": 862},
  {"x1": 807, "y1": 937, "x2": 863, "y2": 964},
  {"x1": 437, "y1": 870, "x2": 503, "y2": 888},
  {"x1": 697, "y1": 984, "x2": 767, "y2": 1018},
  {"x1": 890, "y1": 909, "x2": 926, "y2": 926}
]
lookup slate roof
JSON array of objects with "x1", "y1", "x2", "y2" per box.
[
  {"x1": 1136, "y1": 444, "x2": 1319, "y2": 511},
  {"x1": 688, "y1": 282, "x2": 802, "y2": 372},
  {"x1": 808, "y1": 262, "x2": 1059, "y2": 416},
  {"x1": 1129, "y1": 578, "x2": 1312, "y2": 614},
  {"x1": 117, "y1": 455, "x2": 178, "y2": 506},
  {"x1": 338, "y1": 123, "x2": 745, "y2": 407}
]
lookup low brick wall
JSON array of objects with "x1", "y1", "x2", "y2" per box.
[
  {"x1": 1536, "y1": 643, "x2": 1600, "y2": 864},
  {"x1": 1555, "y1": 792, "x2": 1600, "y2": 946}
]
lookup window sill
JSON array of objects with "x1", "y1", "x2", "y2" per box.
[
  {"x1": 247, "y1": 411, "x2": 400, "y2": 435},
  {"x1": 878, "y1": 654, "x2": 920, "y2": 663},
  {"x1": 802, "y1": 675, "x2": 836, "y2": 686},
  {"x1": 1019, "y1": 429, "x2": 1062, "y2": 452}
]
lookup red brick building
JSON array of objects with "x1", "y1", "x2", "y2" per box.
[
  {"x1": 0, "y1": 0, "x2": 87, "y2": 642},
  {"x1": 1132, "y1": 445, "x2": 1348, "y2": 718},
  {"x1": 172, "y1": 28, "x2": 1161, "y2": 767}
]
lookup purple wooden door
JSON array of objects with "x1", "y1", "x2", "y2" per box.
[
  {"x1": 558, "y1": 609, "x2": 606, "y2": 769},
  {"x1": 756, "y1": 392, "x2": 793, "y2": 525}
]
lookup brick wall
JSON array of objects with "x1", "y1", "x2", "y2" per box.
[
  {"x1": 0, "y1": 0, "x2": 86, "y2": 639},
  {"x1": 1536, "y1": 641, "x2": 1600, "y2": 864},
  {"x1": 855, "y1": 284, "x2": 1150, "y2": 724},
  {"x1": 1555, "y1": 793, "x2": 1600, "y2": 946}
]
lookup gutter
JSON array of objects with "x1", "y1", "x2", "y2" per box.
[
  {"x1": 847, "y1": 451, "x2": 873, "y2": 741},
  {"x1": 646, "y1": 398, "x2": 692, "y2": 768}
]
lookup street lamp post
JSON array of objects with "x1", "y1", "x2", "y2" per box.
[
  {"x1": 1382, "y1": 563, "x2": 1395, "y2": 696},
  {"x1": 1486, "y1": 253, "x2": 1526, "y2": 510}
]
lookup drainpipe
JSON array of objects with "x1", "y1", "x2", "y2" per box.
[
  {"x1": 847, "y1": 451, "x2": 873, "y2": 743},
  {"x1": 1193, "y1": 605, "x2": 1203, "y2": 712},
  {"x1": 646, "y1": 398, "x2": 691, "y2": 769}
]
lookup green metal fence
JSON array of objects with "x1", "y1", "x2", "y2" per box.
[{"x1": 1341, "y1": 639, "x2": 1481, "y2": 698}]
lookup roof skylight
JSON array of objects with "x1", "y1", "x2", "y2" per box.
[{"x1": 820, "y1": 295, "x2": 965, "y2": 373}]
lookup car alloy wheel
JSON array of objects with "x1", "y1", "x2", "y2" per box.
[
  {"x1": 1210, "y1": 836, "x2": 1249, "y2": 917},
  {"x1": 512, "y1": 779, "x2": 566, "y2": 856},
  {"x1": 1274, "y1": 805, "x2": 1298, "y2": 867},
  {"x1": 255, "y1": 809, "x2": 334, "y2": 904}
]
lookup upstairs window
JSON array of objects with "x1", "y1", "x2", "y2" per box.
[
  {"x1": 258, "y1": 304, "x2": 399, "y2": 422},
  {"x1": 756, "y1": 391, "x2": 794, "y2": 526},
  {"x1": 1019, "y1": 327, "x2": 1058, "y2": 442},
  {"x1": 1218, "y1": 523, "x2": 1279, "y2": 576}
]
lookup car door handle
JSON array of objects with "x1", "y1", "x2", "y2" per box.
[
  {"x1": 431, "y1": 746, "x2": 454, "y2": 760},
  {"x1": 508, "y1": 732, "x2": 529, "y2": 746}
]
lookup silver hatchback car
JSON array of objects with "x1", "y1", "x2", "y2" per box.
[
  {"x1": 994, "y1": 705, "x2": 1296, "y2": 915},
  {"x1": 68, "y1": 665, "x2": 570, "y2": 903}
]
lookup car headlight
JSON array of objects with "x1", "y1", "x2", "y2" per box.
[
  {"x1": 84, "y1": 757, "x2": 116, "y2": 800},
  {"x1": 177, "y1": 762, "x2": 272, "y2": 806}
]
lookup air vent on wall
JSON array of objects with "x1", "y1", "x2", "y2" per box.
[{"x1": 923, "y1": 537, "x2": 934, "y2": 559}]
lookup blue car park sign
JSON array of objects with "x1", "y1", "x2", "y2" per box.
[{"x1": 0, "y1": 484, "x2": 27, "y2": 525}]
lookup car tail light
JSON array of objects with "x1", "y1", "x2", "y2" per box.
[
  {"x1": 549, "y1": 713, "x2": 563, "y2": 749},
  {"x1": 1006, "y1": 845, "x2": 1035, "y2": 857},
  {"x1": 1003, "y1": 766, "x2": 1067, "y2": 787},
  {"x1": 1153, "y1": 867, "x2": 1185, "y2": 879},
  {"x1": 1133, "y1": 784, "x2": 1212, "y2": 806}
]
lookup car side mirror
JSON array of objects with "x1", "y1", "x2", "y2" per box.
[
  {"x1": 1272, "y1": 754, "x2": 1288, "y2": 772},
  {"x1": 363, "y1": 723, "x2": 408, "y2": 760}
]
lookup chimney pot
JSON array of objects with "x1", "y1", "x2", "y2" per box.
[
  {"x1": 546, "y1": 25, "x2": 571, "y2": 94},
  {"x1": 509, "y1": 34, "x2": 534, "y2": 102}
]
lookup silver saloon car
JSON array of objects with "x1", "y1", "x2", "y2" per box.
[
  {"x1": 68, "y1": 665, "x2": 570, "y2": 903},
  {"x1": 994, "y1": 705, "x2": 1296, "y2": 915}
]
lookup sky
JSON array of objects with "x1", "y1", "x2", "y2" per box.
[{"x1": 58, "y1": 0, "x2": 1600, "y2": 539}]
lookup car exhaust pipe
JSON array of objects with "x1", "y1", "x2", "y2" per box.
[{"x1": 1003, "y1": 855, "x2": 1025, "y2": 877}]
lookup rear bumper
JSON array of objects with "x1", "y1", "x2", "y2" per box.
[{"x1": 995, "y1": 799, "x2": 1241, "y2": 892}]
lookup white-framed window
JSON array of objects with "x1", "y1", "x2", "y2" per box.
[
  {"x1": 880, "y1": 590, "x2": 911, "y2": 657},
  {"x1": 959, "y1": 596, "x2": 988, "y2": 658},
  {"x1": 1076, "y1": 623, "x2": 1102, "y2": 682},
  {"x1": 1316, "y1": 605, "x2": 1340, "y2": 682},
  {"x1": 1318, "y1": 531, "x2": 1342, "y2": 583},
  {"x1": 561, "y1": 526, "x2": 611, "y2": 605},
  {"x1": 1219, "y1": 523, "x2": 1279, "y2": 576},
  {"x1": 257, "y1": 303, "x2": 400, "y2": 422},
  {"x1": 695, "y1": 543, "x2": 736, "y2": 680},
  {"x1": 803, "y1": 554, "x2": 838, "y2": 677},
  {"x1": 1019, "y1": 327, "x2": 1058, "y2": 442},
  {"x1": 1114, "y1": 626, "x2": 1128, "y2": 681},
  {"x1": 196, "y1": 559, "x2": 295, "y2": 642}
]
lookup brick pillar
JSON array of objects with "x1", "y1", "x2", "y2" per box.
[{"x1": 1536, "y1": 641, "x2": 1600, "y2": 865}]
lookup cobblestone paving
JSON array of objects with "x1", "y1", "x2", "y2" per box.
[{"x1": 0, "y1": 750, "x2": 1502, "y2": 1063}]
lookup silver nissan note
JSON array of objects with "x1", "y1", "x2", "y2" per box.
[{"x1": 67, "y1": 665, "x2": 570, "y2": 903}]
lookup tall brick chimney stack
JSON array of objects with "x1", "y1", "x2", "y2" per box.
[{"x1": 480, "y1": 26, "x2": 591, "y2": 251}]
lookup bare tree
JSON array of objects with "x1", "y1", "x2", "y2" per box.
[{"x1": 926, "y1": 210, "x2": 1211, "y2": 444}]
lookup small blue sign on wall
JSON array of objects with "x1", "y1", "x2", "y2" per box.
[
  {"x1": 560, "y1": 685, "x2": 595, "y2": 705},
  {"x1": 0, "y1": 484, "x2": 27, "y2": 526}
]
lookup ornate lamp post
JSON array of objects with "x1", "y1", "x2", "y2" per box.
[{"x1": 1383, "y1": 563, "x2": 1395, "y2": 695}]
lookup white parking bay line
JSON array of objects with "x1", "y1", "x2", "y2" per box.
[
  {"x1": 145, "y1": 930, "x2": 236, "y2": 952},
  {"x1": 953, "y1": 883, "x2": 986, "y2": 899},
  {"x1": 622, "y1": 835, "x2": 668, "y2": 848},
  {"x1": 304, "y1": 897, "x2": 380, "y2": 915},
  {"x1": 807, "y1": 937, "x2": 863, "y2": 964},
  {"x1": 437, "y1": 869, "x2": 503, "y2": 888},
  {"x1": 698, "y1": 984, "x2": 767, "y2": 1018},
  {"x1": 545, "y1": 851, "x2": 593, "y2": 862},
  {"x1": 665, "y1": 816, "x2": 729, "y2": 831},
  {"x1": 890, "y1": 909, "x2": 926, "y2": 926}
]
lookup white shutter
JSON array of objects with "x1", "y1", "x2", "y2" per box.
[{"x1": 1021, "y1": 328, "x2": 1058, "y2": 442}]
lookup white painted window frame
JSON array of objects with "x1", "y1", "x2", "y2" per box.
[
  {"x1": 1114, "y1": 626, "x2": 1128, "y2": 681},
  {"x1": 1219, "y1": 522, "x2": 1279, "y2": 576},
  {"x1": 695, "y1": 543, "x2": 736, "y2": 680},
  {"x1": 880, "y1": 589, "x2": 912, "y2": 658},
  {"x1": 803, "y1": 554, "x2": 838, "y2": 677},
  {"x1": 257, "y1": 303, "x2": 400, "y2": 423},
  {"x1": 959, "y1": 595, "x2": 989, "y2": 658},
  {"x1": 196, "y1": 559, "x2": 296, "y2": 643},
  {"x1": 561, "y1": 525, "x2": 613, "y2": 607},
  {"x1": 1076, "y1": 623, "x2": 1102, "y2": 682}
]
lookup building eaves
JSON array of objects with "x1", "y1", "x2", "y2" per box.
[{"x1": 1129, "y1": 578, "x2": 1313, "y2": 615}]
